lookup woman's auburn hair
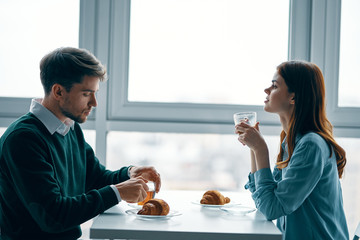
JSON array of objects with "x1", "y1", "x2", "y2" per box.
[{"x1": 275, "y1": 60, "x2": 346, "y2": 178}]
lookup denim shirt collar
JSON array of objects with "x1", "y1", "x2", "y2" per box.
[{"x1": 281, "y1": 134, "x2": 302, "y2": 160}]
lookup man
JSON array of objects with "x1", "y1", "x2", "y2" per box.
[{"x1": 0, "y1": 47, "x2": 161, "y2": 239}]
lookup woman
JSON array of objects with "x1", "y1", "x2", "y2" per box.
[{"x1": 235, "y1": 60, "x2": 348, "y2": 239}]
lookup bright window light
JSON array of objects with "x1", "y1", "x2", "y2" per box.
[
  {"x1": 0, "y1": 0, "x2": 79, "y2": 98},
  {"x1": 338, "y1": 0, "x2": 360, "y2": 107},
  {"x1": 128, "y1": 0, "x2": 289, "y2": 105}
]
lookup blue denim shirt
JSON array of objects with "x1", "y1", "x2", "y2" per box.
[{"x1": 245, "y1": 132, "x2": 349, "y2": 240}]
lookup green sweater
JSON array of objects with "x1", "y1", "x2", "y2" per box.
[{"x1": 0, "y1": 113, "x2": 130, "y2": 239}]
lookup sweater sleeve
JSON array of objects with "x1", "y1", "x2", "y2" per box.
[
  {"x1": 1, "y1": 129, "x2": 122, "y2": 233},
  {"x1": 251, "y1": 136, "x2": 326, "y2": 220},
  {"x1": 84, "y1": 141, "x2": 130, "y2": 191}
]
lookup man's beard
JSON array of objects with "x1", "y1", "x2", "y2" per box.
[{"x1": 62, "y1": 109, "x2": 86, "y2": 123}]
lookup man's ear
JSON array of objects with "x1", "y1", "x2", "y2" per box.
[{"x1": 52, "y1": 84, "x2": 64, "y2": 100}]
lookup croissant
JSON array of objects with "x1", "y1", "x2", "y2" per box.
[
  {"x1": 137, "y1": 199, "x2": 170, "y2": 216},
  {"x1": 200, "y1": 190, "x2": 230, "y2": 205}
]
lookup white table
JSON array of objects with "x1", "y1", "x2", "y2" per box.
[{"x1": 90, "y1": 190, "x2": 282, "y2": 240}]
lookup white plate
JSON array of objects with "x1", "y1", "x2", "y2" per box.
[
  {"x1": 125, "y1": 208, "x2": 182, "y2": 219},
  {"x1": 220, "y1": 205, "x2": 256, "y2": 215},
  {"x1": 191, "y1": 200, "x2": 239, "y2": 208},
  {"x1": 127, "y1": 203, "x2": 143, "y2": 209}
]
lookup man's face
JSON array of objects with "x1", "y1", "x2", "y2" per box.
[{"x1": 59, "y1": 75, "x2": 99, "y2": 123}]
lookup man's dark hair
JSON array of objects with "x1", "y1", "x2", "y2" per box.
[{"x1": 40, "y1": 47, "x2": 107, "y2": 95}]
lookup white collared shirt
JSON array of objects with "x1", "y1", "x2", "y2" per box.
[{"x1": 29, "y1": 98, "x2": 74, "y2": 136}]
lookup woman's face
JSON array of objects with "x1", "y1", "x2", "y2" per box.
[{"x1": 264, "y1": 71, "x2": 295, "y2": 116}]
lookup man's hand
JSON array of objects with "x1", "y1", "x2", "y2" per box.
[
  {"x1": 129, "y1": 166, "x2": 161, "y2": 193},
  {"x1": 115, "y1": 177, "x2": 148, "y2": 203}
]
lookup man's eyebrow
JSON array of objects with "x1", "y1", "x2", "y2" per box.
[
  {"x1": 81, "y1": 89, "x2": 97, "y2": 92},
  {"x1": 272, "y1": 80, "x2": 277, "y2": 83}
]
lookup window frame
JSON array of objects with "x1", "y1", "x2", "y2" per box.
[
  {"x1": 107, "y1": 0, "x2": 291, "y2": 130},
  {"x1": 310, "y1": 0, "x2": 360, "y2": 132}
]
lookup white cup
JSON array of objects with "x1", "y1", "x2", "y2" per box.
[{"x1": 233, "y1": 112, "x2": 257, "y2": 126}]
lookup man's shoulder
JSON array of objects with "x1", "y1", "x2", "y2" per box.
[
  {"x1": 8, "y1": 112, "x2": 43, "y2": 129},
  {"x1": 1, "y1": 113, "x2": 46, "y2": 142}
]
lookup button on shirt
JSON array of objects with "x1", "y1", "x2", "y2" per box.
[
  {"x1": 29, "y1": 98, "x2": 122, "y2": 202},
  {"x1": 245, "y1": 132, "x2": 349, "y2": 240}
]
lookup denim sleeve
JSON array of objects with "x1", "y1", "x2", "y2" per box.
[
  {"x1": 251, "y1": 138, "x2": 326, "y2": 220},
  {"x1": 244, "y1": 172, "x2": 256, "y2": 193}
]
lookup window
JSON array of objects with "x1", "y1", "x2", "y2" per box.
[
  {"x1": 0, "y1": 128, "x2": 6, "y2": 138},
  {"x1": 309, "y1": 0, "x2": 360, "y2": 133},
  {"x1": 107, "y1": 131, "x2": 280, "y2": 190},
  {"x1": 338, "y1": 0, "x2": 360, "y2": 107},
  {"x1": 128, "y1": 0, "x2": 289, "y2": 105},
  {"x1": 337, "y1": 137, "x2": 360, "y2": 236},
  {"x1": 83, "y1": 130, "x2": 96, "y2": 152},
  {"x1": 0, "y1": 0, "x2": 79, "y2": 98},
  {"x1": 107, "y1": 0, "x2": 290, "y2": 126}
]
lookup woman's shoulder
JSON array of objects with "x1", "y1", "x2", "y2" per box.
[
  {"x1": 297, "y1": 132, "x2": 329, "y2": 152},
  {"x1": 299, "y1": 132, "x2": 323, "y2": 141}
]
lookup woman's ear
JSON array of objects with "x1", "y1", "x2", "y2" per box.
[{"x1": 289, "y1": 93, "x2": 295, "y2": 105}]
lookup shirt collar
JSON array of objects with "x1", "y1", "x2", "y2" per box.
[{"x1": 29, "y1": 98, "x2": 74, "y2": 136}]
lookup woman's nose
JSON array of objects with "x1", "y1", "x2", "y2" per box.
[{"x1": 264, "y1": 87, "x2": 270, "y2": 94}]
